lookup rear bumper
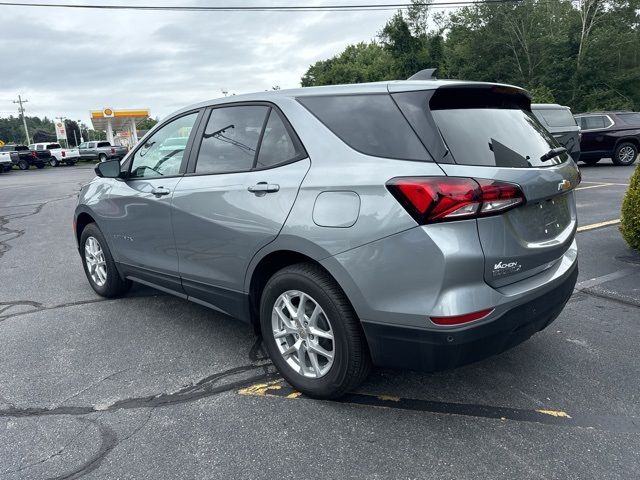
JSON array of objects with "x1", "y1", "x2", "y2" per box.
[{"x1": 361, "y1": 264, "x2": 577, "y2": 372}]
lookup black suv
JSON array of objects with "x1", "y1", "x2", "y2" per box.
[
  {"x1": 0, "y1": 144, "x2": 46, "y2": 170},
  {"x1": 574, "y1": 112, "x2": 640, "y2": 166}
]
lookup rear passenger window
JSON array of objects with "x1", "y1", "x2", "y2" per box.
[
  {"x1": 298, "y1": 94, "x2": 428, "y2": 161},
  {"x1": 537, "y1": 109, "x2": 577, "y2": 128},
  {"x1": 255, "y1": 110, "x2": 300, "y2": 168},
  {"x1": 195, "y1": 106, "x2": 269, "y2": 174},
  {"x1": 583, "y1": 116, "x2": 608, "y2": 129}
]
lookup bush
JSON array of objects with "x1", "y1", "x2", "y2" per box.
[{"x1": 621, "y1": 165, "x2": 640, "y2": 250}]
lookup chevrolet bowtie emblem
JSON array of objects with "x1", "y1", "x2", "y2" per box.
[{"x1": 558, "y1": 179, "x2": 572, "y2": 192}]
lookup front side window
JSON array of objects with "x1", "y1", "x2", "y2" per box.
[
  {"x1": 129, "y1": 112, "x2": 198, "y2": 179},
  {"x1": 195, "y1": 106, "x2": 269, "y2": 174}
]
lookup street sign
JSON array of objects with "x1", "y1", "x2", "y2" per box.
[{"x1": 55, "y1": 122, "x2": 67, "y2": 141}]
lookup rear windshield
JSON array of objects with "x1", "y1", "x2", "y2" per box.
[
  {"x1": 534, "y1": 108, "x2": 577, "y2": 128},
  {"x1": 430, "y1": 88, "x2": 566, "y2": 168},
  {"x1": 297, "y1": 94, "x2": 429, "y2": 161},
  {"x1": 47, "y1": 143, "x2": 61, "y2": 149},
  {"x1": 14, "y1": 145, "x2": 29, "y2": 151},
  {"x1": 97, "y1": 142, "x2": 111, "y2": 147}
]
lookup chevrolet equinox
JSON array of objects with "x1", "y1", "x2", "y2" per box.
[{"x1": 75, "y1": 79, "x2": 580, "y2": 398}]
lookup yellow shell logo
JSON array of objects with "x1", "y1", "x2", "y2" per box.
[{"x1": 103, "y1": 108, "x2": 114, "y2": 117}]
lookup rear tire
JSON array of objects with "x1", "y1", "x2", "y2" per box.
[
  {"x1": 99, "y1": 153, "x2": 107, "y2": 162},
  {"x1": 582, "y1": 158, "x2": 600, "y2": 166},
  {"x1": 80, "y1": 223, "x2": 132, "y2": 298},
  {"x1": 50, "y1": 158, "x2": 59, "y2": 167},
  {"x1": 612, "y1": 142, "x2": 638, "y2": 166},
  {"x1": 18, "y1": 160, "x2": 29, "y2": 170},
  {"x1": 260, "y1": 263, "x2": 371, "y2": 399}
]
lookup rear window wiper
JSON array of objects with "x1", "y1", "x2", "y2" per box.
[{"x1": 540, "y1": 147, "x2": 567, "y2": 162}]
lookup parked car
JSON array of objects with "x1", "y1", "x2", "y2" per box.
[
  {"x1": 574, "y1": 112, "x2": 640, "y2": 166},
  {"x1": 78, "y1": 141, "x2": 128, "y2": 162},
  {"x1": 0, "y1": 144, "x2": 46, "y2": 170},
  {"x1": 75, "y1": 79, "x2": 580, "y2": 398},
  {"x1": 31, "y1": 142, "x2": 79, "y2": 167},
  {"x1": 531, "y1": 104, "x2": 581, "y2": 162},
  {"x1": 0, "y1": 151, "x2": 13, "y2": 172}
]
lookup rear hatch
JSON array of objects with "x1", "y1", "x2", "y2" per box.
[{"x1": 392, "y1": 83, "x2": 580, "y2": 287}]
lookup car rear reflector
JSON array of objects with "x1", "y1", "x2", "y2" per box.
[
  {"x1": 386, "y1": 177, "x2": 525, "y2": 224},
  {"x1": 430, "y1": 308, "x2": 494, "y2": 326}
]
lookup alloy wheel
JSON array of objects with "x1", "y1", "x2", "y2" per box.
[
  {"x1": 271, "y1": 290, "x2": 335, "y2": 379},
  {"x1": 618, "y1": 145, "x2": 636, "y2": 164},
  {"x1": 84, "y1": 236, "x2": 107, "y2": 286}
]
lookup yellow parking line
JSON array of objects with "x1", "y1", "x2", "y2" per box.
[{"x1": 577, "y1": 219, "x2": 620, "y2": 232}]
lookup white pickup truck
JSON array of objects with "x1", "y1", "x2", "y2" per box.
[{"x1": 30, "y1": 142, "x2": 80, "y2": 167}]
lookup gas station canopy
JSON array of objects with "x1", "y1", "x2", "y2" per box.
[{"x1": 90, "y1": 107, "x2": 150, "y2": 145}]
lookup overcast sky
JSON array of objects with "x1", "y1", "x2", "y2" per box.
[{"x1": 0, "y1": 0, "x2": 464, "y2": 127}]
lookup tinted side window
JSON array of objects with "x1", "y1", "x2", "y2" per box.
[
  {"x1": 195, "y1": 106, "x2": 269, "y2": 174},
  {"x1": 298, "y1": 94, "x2": 428, "y2": 161},
  {"x1": 584, "y1": 116, "x2": 606, "y2": 129},
  {"x1": 98, "y1": 142, "x2": 111, "y2": 148},
  {"x1": 255, "y1": 109, "x2": 300, "y2": 169},
  {"x1": 129, "y1": 112, "x2": 198, "y2": 179},
  {"x1": 47, "y1": 144, "x2": 61, "y2": 149},
  {"x1": 618, "y1": 113, "x2": 640, "y2": 125}
]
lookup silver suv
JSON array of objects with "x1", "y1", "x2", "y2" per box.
[{"x1": 75, "y1": 80, "x2": 580, "y2": 398}]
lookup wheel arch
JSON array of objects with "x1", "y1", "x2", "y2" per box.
[
  {"x1": 615, "y1": 137, "x2": 639, "y2": 150},
  {"x1": 245, "y1": 241, "x2": 362, "y2": 332}
]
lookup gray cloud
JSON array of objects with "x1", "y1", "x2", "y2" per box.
[{"x1": 0, "y1": 1, "x2": 393, "y2": 125}]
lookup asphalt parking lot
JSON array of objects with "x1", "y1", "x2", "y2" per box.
[{"x1": 1, "y1": 160, "x2": 639, "y2": 479}]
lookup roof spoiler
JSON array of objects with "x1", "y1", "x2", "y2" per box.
[{"x1": 407, "y1": 68, "x2": 438, "y2": 81}]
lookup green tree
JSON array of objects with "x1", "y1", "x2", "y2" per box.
[{"x1": 137, "y1": 117, "x2": 159, "y2": 130}]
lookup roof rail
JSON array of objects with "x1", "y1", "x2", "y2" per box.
[{"x1": 407, "y1": 68, "x2": 438, "y2": 80}]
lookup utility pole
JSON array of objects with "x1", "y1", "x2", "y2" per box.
[{"x1": 13, "y1": 95, "x2": 30, "y2": 144}]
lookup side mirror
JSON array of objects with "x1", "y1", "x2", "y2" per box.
[{"x1": 95, "y1": 159, "x2": 122, "y2": 178}]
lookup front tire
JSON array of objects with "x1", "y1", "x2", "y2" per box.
[
  {"x1": 260, "y1": 263, "x2": 371, "y2": 399},
  {"x1": 613, "y1": 142, "x2": 638, "y2": 166},
  {"x1": 80, "y1": 223, "x2": 132, "y2": 298}
]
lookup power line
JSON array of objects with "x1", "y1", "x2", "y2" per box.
[{"x1": 0, "y1": 1, "x2": 522, "y2": 12}]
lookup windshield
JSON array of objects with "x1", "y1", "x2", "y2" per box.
[
  {"x1": 535, "y1": 108, "x2": 577, "y2": 128},
  {"x1": 432, "y1": 108, "x2": 567, "y2": 168}
]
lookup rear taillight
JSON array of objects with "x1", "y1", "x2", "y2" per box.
[
  {"x1": 31, "y1": 151, "x2": 37, "y2": 158},
  {"x1": 431, "y1": 308, "x2": 494, "y2": 326},
  {"x1": 111, "y1": 147, "x2": 115, "y2": 154},
  {"x1": 62, "y1": 151, "x2": 66, "y2": 157},
  {"x1": 387, "y1": 177, "x2": 525, "y2": 224}
]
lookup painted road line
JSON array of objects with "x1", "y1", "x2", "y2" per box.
[
  {"x1": 577, "y1": 219, "x2": 620, "y2": 232},
  {"x1": 575, "y1": 184, "x2": 610, "y2": 191},
  {"x1": 579, "y1": 181, "x2": 629, "y2": 186},
  {"x1": 238, "y1": 381, "x2": 640, "y2": 434},
  {"x1": 575, "y1": 269, "x2": 637, "y2": 290}
]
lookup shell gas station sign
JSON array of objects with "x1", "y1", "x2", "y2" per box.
[{"x1": 55, "y1": 121, "x2": 67, "y2": 141}]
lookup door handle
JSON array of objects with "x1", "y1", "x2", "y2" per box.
[
  {"x1": 248, "y1": 182, "x2": 280, "y2": 194},
  {"x1": 151, "y1": 186, "x2": 171, "y2": 197}
]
